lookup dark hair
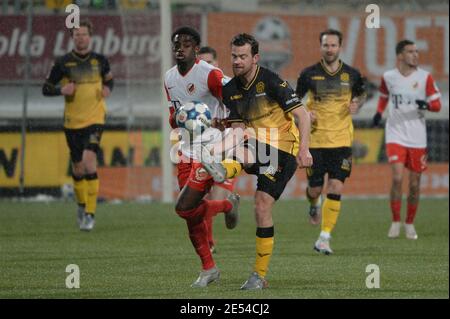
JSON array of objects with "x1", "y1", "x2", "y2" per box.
[
  {"x1": 199, "y1": 46, "x2": 217, "y2": 59},
  {"x1": 231, "y1": 33, "x2": 259, "y2": 56},
  {"x1": 171, "y1": 26, "x2": 201, "y2": 46},
  {"x1": 319, "y1": 29, "x2": 343, "y2": 45},
  {"x1": 396, "y1": 39, "x2": 415, "y2": 55},
  {"x1": 70, "y1": 19, "x2": 93, "y2": 36}
]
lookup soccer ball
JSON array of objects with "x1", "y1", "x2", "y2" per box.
[{"x1": 175, "y1": 101, "x2": 212, "y2": 135}]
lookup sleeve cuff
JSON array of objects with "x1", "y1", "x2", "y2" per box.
[{"x1": 284, "y1": 103, "x2": 302, "y2": 113}]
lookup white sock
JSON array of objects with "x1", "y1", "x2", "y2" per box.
[{"x1": 320, "y1": 231, "x2": 331, "y2": 239}]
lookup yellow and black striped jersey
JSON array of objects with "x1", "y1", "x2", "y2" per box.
[
  {"x1": 43, "y1": 51, "x2": 112, "y2": 129},
  {"x1": 296, "y1": 60, "x2": 365, "y2": 148},
  {"x1": 224, "y1": 65, "x2": 303, "y2": 155}
]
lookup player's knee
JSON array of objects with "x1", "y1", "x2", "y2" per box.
[
  {"x1": 327, "y1": 180, "x2": 344, "y2": 195},
  {"x1": 254, "y1": 194, "x2": 273, "y2": 213},
  {"x1": 409, "y1": 182, "x2": 420, "y2": 196},
  {"x1": 82, "y1": 153, "x2": 98, "y2": 172},
  {"x1": 72, "y1": 164, "x2": 84, "y2": 177},
  {"x1": 176, "y1": 206, "x2": 199, "y2": 220},
  {"x1": 175, "y1": 196, "x2": 197, "y2": 215},
  {"x1": 392, "y1": 175, "x2": 403, "y2": 185},
  {"x1": 175, "y1": 200, "x2": 187, "y2": 214}
]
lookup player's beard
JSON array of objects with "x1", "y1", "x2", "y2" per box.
[
  {"x1": 74, "y1": 41, "x2": 89, "y2": 53},
  {"x1": 323, "y1": 53, "x2": 339, "y2": 65},
  {"x1": 232, "y1": 64, "x2": 250, "y2": 78}
]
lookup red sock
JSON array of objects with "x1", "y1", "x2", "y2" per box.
[
  {"x1": 390, "y1": 200, "x2": 401, "y2": 222},
  {"x1": 186, "y1": 216, "x2": 215, "y2": 270},
  {"x1": 205, "y1": 216, "x2": 214, "y2": 247},
  {"x1": 406, "y1": 203, "x2": 418, "y2": 224}
]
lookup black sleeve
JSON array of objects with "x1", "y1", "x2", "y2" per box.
[
  {"x1": 100, "y1": 55, "x2": 114, "y2": 91},
  {"x1": 42, "y1": 58, "x2": 64, "y2": 96},
  {"x1": 295, "y1": 70, "x2": 309, "y2": 99},
  {"x1": 224, "y1": 96, "x2": 243, "y2": 123},
  {"x1": 351, "y1": 70, "x2": 366, "y2": 99},
  {"x1": 267, "y1": 72, "x2": 302, "y2": 113},
  {"x1": 100, "y1": 55, "x2": 112, "y2": 77}
]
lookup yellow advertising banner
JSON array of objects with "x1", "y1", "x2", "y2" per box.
[
  {"x1": 0, "y1": 131, "x2": 161, "y2": 187},
  {"x1": 45, "y1": 0, "x2": 72, "y2": 9},
  {"x1": 0, "y1": 133, "x2": 70, "y2": 187},
  {"x1": 2, "y1": 131, "x2": 447, "y2": 199}
]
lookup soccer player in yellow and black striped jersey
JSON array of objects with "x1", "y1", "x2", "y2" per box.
[
  {"x1": 296, "y1": 29, "x2": 366, "y2": 254},
  {"x1": 201, "y1": 33, "x2": 313, "y2": 289},
  {"x1": 42, "y1": 20, "x2": 113, "y2": 231}
]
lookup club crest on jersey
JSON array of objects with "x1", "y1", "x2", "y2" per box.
[
  {"x1": 340, "y1": 72, "x2": 349, "y2": 82},
  {"x1": 194, "y1": 167, "x2": 208, "y2": 181},
  {"x1": 256, "y1": 81, "x2": 265, "y2": 94},
  {"x1": 187, "y1": 83, "x2": 196, "y2": 95},
  {"x1": 412, "y1": 81, "x2": 419, "y2": 89}
]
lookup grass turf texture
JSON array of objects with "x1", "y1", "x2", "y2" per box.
[{"x1": 0, "y1": 198, "x2": 448, "y2": 298}]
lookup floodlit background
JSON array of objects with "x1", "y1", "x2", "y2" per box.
[{"x1": 0, "y1": 0, "x2": 448, "y2": 201}]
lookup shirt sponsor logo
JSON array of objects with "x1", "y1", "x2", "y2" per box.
[
  {"x1": 230, "y1": 94, "x2": 243, "y2": 101},
  {"x1": 262, "y1": 165, "x2": 278, "y2": 181},
  {"x1": 286, "y1": 97, "x2": 300, "y2": 104}
]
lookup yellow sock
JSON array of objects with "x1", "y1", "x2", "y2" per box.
[
  {"x1": 85, "y1": 173, "x2": 99, "y2": 214},
  {"x1": 321, "y1": 196, "x2": 341, "y2": 234},
  {"x1": 221, "y1": 159, "x2": 242, "y2": 179},
  {"x1": 73, "y1": 176, "x2": 87, "y2": 206},
  {"x1": 254, "y1": 228, "x2": 274, "y2": 278}
]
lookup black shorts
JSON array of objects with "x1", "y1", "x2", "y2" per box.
[
  {"x1": 64, "y1": 125, "x2": 104, "y2": 163},
  {"x1": 306, "y1": 147, "x2": 352, "y2": 187},
  {"x1": 243, "y1": 140, "x2": 298, "y2": 201}
]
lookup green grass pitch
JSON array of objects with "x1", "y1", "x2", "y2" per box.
[{"x1": 0, "y1": 198, "x2": 448, "y2": 298}]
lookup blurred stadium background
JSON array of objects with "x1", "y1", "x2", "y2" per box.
[{"x1": 0, "y1": 0, "x2": 448, "y2": 202}]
